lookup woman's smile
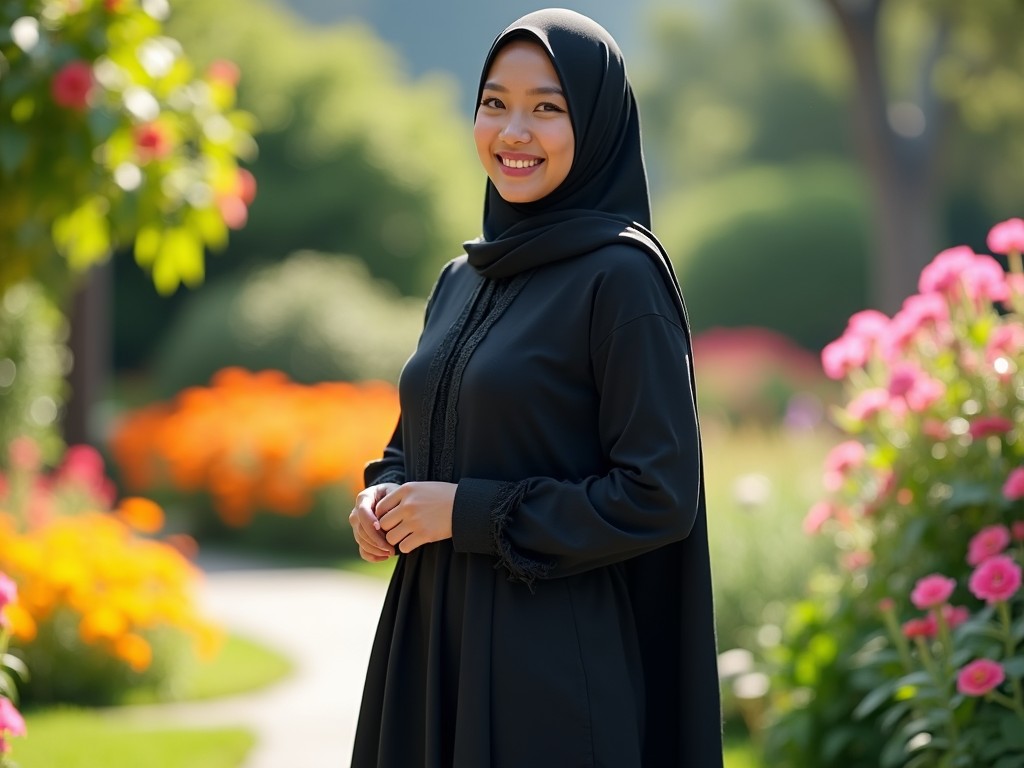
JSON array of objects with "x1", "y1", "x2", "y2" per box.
[{"x1": 496, "y1": 152, "x2": 546, "y2": 176}]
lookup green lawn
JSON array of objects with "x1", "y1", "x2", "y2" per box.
[
  {"x1": 10, "y1": 632, "x2": 292, "y2": 768},
  {"x1": 14, "y1": 708, "x2": 254, "y2": 768},
  {"x1": 725, "y1": 734, "x2": 762, "y2": 768}
]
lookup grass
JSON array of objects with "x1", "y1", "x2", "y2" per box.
[
  {"x1": 13, "y1": 708, "x2": 254, "y2": 768},
  {"x1": 11, "y1": 632, "x2": 291, "y2": 768},
  {"x1": 120, "y1": 632, "x2": 294, "y2": 705}
]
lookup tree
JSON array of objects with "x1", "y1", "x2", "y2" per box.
[
  {"x1": 822, "y1": 0, "x2": 1024, "y2": 312},
  {"x1": 0, "y1": 0, "x2": 257, "y2": 443}
]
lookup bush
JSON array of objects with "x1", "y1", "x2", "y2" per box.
[
  {"x1": 662, "y1": 162, "x2": 871, "y2": 351},
  {"x1": 0, "y1": 283, "x2": 68, "y2": 463},
  {"x1": 0, "y1": 438, "x2": 218, "y2": 706},
  {"x1": 110, "y1": 368, "x2": 400, "y2": 554},
  {"x1": 693, "y1": 326, "x2": 839, "y2": 428},
  {"x1": 151, "y1": 252, "x2": 423, "y2": 396},
  {"x1": 764, "y1": 219, "x2": 1024, "y2": 767}
]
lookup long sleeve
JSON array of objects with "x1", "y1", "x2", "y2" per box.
[
  {"x1": 363, "y1": 416, "x2": 405, "y2": 487},
  {"x1": 451, "y1": 309, "x2": 701, "y2": 583}
]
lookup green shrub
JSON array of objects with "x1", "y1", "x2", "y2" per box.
[
  {"x1": 0, "y1": 283, "x2": 67, "y2": 463},
  {"x1": 663, "y1": 162, "x2": 871, "y2": 351},
  {"x1": 152, "y1": 252, "x2": 423, "y2": 397}
]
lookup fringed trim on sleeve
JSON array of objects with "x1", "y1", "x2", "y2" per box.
[{"x1": 490, "y1": 480, "x2": 554, "y2": 590}]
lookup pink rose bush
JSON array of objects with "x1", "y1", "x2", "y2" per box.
[{"x1": 770, "y1": 219, "x2": 1024, "y2": 767}]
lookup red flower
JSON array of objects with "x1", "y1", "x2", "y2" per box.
[
  {"x1": 134, "y1": 122, "x2": 172, "y2": 162},
  {"x1": 902, "y1": 616, "x2": 936, "y2": 639},
  {"x1": 51, "y1": 60, "x2": 93, "y2": 111},
  {"x1": 968, "y1": 416, "x2": 1014, "y2": 440},
  {"x1": 218, "y1": 195, "x2": 248, "y2": 230},
  {"x1": 942, "y1": 604, "x2": 970, "y2": 630}
]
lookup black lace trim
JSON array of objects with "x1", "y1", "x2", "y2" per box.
[{"x1": 491, "y1": 480, "x2": 554, "y2": 590}]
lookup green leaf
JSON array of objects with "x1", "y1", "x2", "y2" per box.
[
  {"x1": 854, "y1": 680, "x2": 897, "y2": 720},
  {"x1": 54, "y1": 198, "x2": 112, "y2": 270},
  {"x1": 1, "y1": 652, "x2": 29, "y2": 682},
  {"x1": 1002, "y1": 655, "x2": 1024, "y2": 678},
  {"x1": 162, "y1": 227, "x2": 205, "y2": 288},
  {"x1": 999, "y1": 711, "x2": 1024, "y2": 749},
  {"x1": 0, "y1": 125, "x2": 29, "y2": 174},
  {"x1": 152, "y1": 254, "x2": 181, "y2": 296},
  {"x1": 134, "y1": 225, "x2": 162, "y2": 267},
  {"x1": 87, "y1": 108, "x2": 121, "y2": 143},
  {"x1": 188, "y1": 205, "x2": 228, "y2": 250}
]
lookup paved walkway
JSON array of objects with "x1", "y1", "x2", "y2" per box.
[{"x1": 116, "y1": 553, "x2": 389, "y2": 767}]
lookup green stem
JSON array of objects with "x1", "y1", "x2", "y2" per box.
[
  {"x1": 988, "y1": 689, "x2": 1024, "y2": 718},
  {"x1": 998, "y1": 601, "x2": 1024, "y2": 711}
]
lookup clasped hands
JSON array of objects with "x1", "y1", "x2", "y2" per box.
[{"x1": 348, "y1": 482, "x2": 457, "y2": 563}]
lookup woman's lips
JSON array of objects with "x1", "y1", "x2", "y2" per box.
[{"x1": 496, "y1": 154, "x2": 545, "y2": 177}]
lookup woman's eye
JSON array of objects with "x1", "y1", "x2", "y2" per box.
[
  {"x1": 480, "y1": 97, "x2": 504, "y2": 109},
  {"x1": 536, "y1": 102, "x2": 566, "y2": 113}
]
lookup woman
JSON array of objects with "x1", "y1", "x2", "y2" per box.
[{"x1": 349, "y1": 9, "x2": 722, "y2": 767}]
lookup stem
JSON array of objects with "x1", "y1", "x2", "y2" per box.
[
  {"x1": 998, "y1": 601, "x2": 1024, "y2": 711},
  {"x1": 988, "y1": 689, "x2": 1024, "y2": 718}
]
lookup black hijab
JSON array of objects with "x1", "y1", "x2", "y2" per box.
[{"x1": 464, "y1": 8, "x2": 675, "y2": 290}]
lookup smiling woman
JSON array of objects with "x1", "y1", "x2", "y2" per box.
[
  {"x1": 349, "y1": 9, "x2": 722, "y2": 768},
  {"x1": 473, "y1": 40, "x2": 575, "y2": 204}
]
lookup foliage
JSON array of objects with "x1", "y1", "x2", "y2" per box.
[
  {"x1": 149, "y1": 252, "x2": 424, "y2": 397},
  {"x1": 693, "y1": 326, "x2": 839, "y2": 428},
  {"x1": 162, "y1": 0, "x2": 478, "y2": 292},
  {"x1": 0, "y1": 0, "x2": 257, "y2": 297},
  {"x1": 765, "y1": 218, "x2": 1024, "y2": 766},
  {"x1": 0, "y1": 437, "x2": 219, "y2": 705},
  {"x1": 667, "y1": 162, "x2": 871, "y2": 351},
  {"x1": 110, "y1": 367, "x2": 399, "y2": 529},
  {"x1": 0, "y1": 282, "x2": 67, "y2": 463},
  {"x1": 638, "y1": 0, "x2": 850, "y2": 193},
  {"x1": 17, "y1": 708, "x2": 253, "y2": 768}
]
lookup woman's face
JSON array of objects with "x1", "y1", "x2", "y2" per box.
[{"x1": 474, "y1": 40, "x2": 575, "y2": 204}]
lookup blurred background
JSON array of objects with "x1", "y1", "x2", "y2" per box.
[{"x1": 1, "y1": 0, "x2": 1023, "y2": 766}]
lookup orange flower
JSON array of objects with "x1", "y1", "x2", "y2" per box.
[
  {"x1": 3, "y1": 603, "x2": 36, "y2": 643},
  {"x1": 79, "y1": 606, "x2": 129, "y2": 644},
  {"x1": 113, "y1": 633, "x2": 152, "y2": 673},
  {"x1": 116, "y1": 497, "x2": 165, "y2": 534}
]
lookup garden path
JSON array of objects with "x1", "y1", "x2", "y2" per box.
[{"x1": 116, "y1": 551, "x2": 389, "y2": 768}]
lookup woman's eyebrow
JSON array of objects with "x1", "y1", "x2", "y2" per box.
[{"x1": 482, "y1": 82, "x2": 565, "y2": 97}]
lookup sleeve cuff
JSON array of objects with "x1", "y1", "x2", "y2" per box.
[{"x1": 452, "y1": 477, "x2": 504, "y2": 554}]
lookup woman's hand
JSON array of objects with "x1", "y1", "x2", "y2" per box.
[
  {"x1": 349, "y1": 483, "x2": 400, "y2": 562},
  {"x1": 376, "y1": 482, "x2": 457, "y2": 554}
]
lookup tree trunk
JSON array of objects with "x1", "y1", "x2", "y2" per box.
[
  {"x1": 825, "y1": 0, "x2": 946, "y2": 314},
  {"x1": 64, "y1": 263, "x2": 111, "y2": 447}
]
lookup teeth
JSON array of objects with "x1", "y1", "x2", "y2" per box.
[{"x1": 501, "y1": 157, "x2": 541, "y2": 168}]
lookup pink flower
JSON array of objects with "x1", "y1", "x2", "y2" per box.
[
  {"x1": 919, "y1": 246, "x2": 977, "y2": 296},
  {"x1": 887, "y1": 362, "x2": 945, "y2": 413},
  {"x1": 0, "y1": 574, "x2": 16, "y2": 610},
  {"x1": 51, "y1": 60, "x2": 94, "y2": 111},
  {"x1": 8, "y1": 436, "x2": 40, "y2": 472},
  {"x1": 1004, "y1": 469, "x2": 1024, "y2": 501},
  {"x1": 957, "y1": 659, "x2": 1005, "y2": 697},
  {"x1": 910, "y1": 574, "x2": 957, "y2": 610},
  {"x1": 1013, "y1": 521, "x2": 1024, "y2": 542},
  {"x1": 881, "y1": 294, "x2": 952, "y2": 361},
  {"x1": 967, "y1": 525, "x2": 1012, "y2": 566},
  {"x1": 0, "y1": 698, "x2": 25, "y2": 739},
  {"x1": 902, "y1": 616, "x2": 936, "y2": 639},
  {"x1": 847, "y1": 388, "x2": 890, "y2": 422},
  {"x1": 986, "y1": 324, "x2": 1024, "y2": 364},
  {"x1": 821, "y1": 335, "x2": 868, "y2": 380},
  {"x1": 969, "y1": 416, "x2": 1014, "y2": 440},
  {"x1": 803, "y1": 501, "x2": 833, "y2": 535},
  {"x1": 842, "y1": 550, "x2": 873, "y2": 571},
  {"x1": 969, "y1": 555, "x2": 1022, "y2": 604},
  {"x1": 823, "y1": 440, "x2": 866, "y2": 492},
  {"x1": 56, "y1": 445, "x2": 116, "y2": 505},
  {"x1": 988, "y1": 218, "x2": 1024, "y2": 255},
  {"x1": 846, "y1": 310, "x2": 890, "y2": 348},
  {"x1": 922, "y1": 419, "x2": 951, "y2": 441},
  {"x1": 942, "y1": 604, "x2": 970, "y2": 630},
  {"x1": 207, "y1": 59, "x2": 241, "y2": 87},
  {"x1": 962, "y1": 255, "x2": 1010, "y2": 304}
]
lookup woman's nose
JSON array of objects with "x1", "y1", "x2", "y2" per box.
[{"x1": 499, "y1": 113, "x2": 530, "y2": 144}]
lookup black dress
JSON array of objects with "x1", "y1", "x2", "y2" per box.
[{"x1": 351, "y1": 245, "x2": 721, "y2": 767}]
